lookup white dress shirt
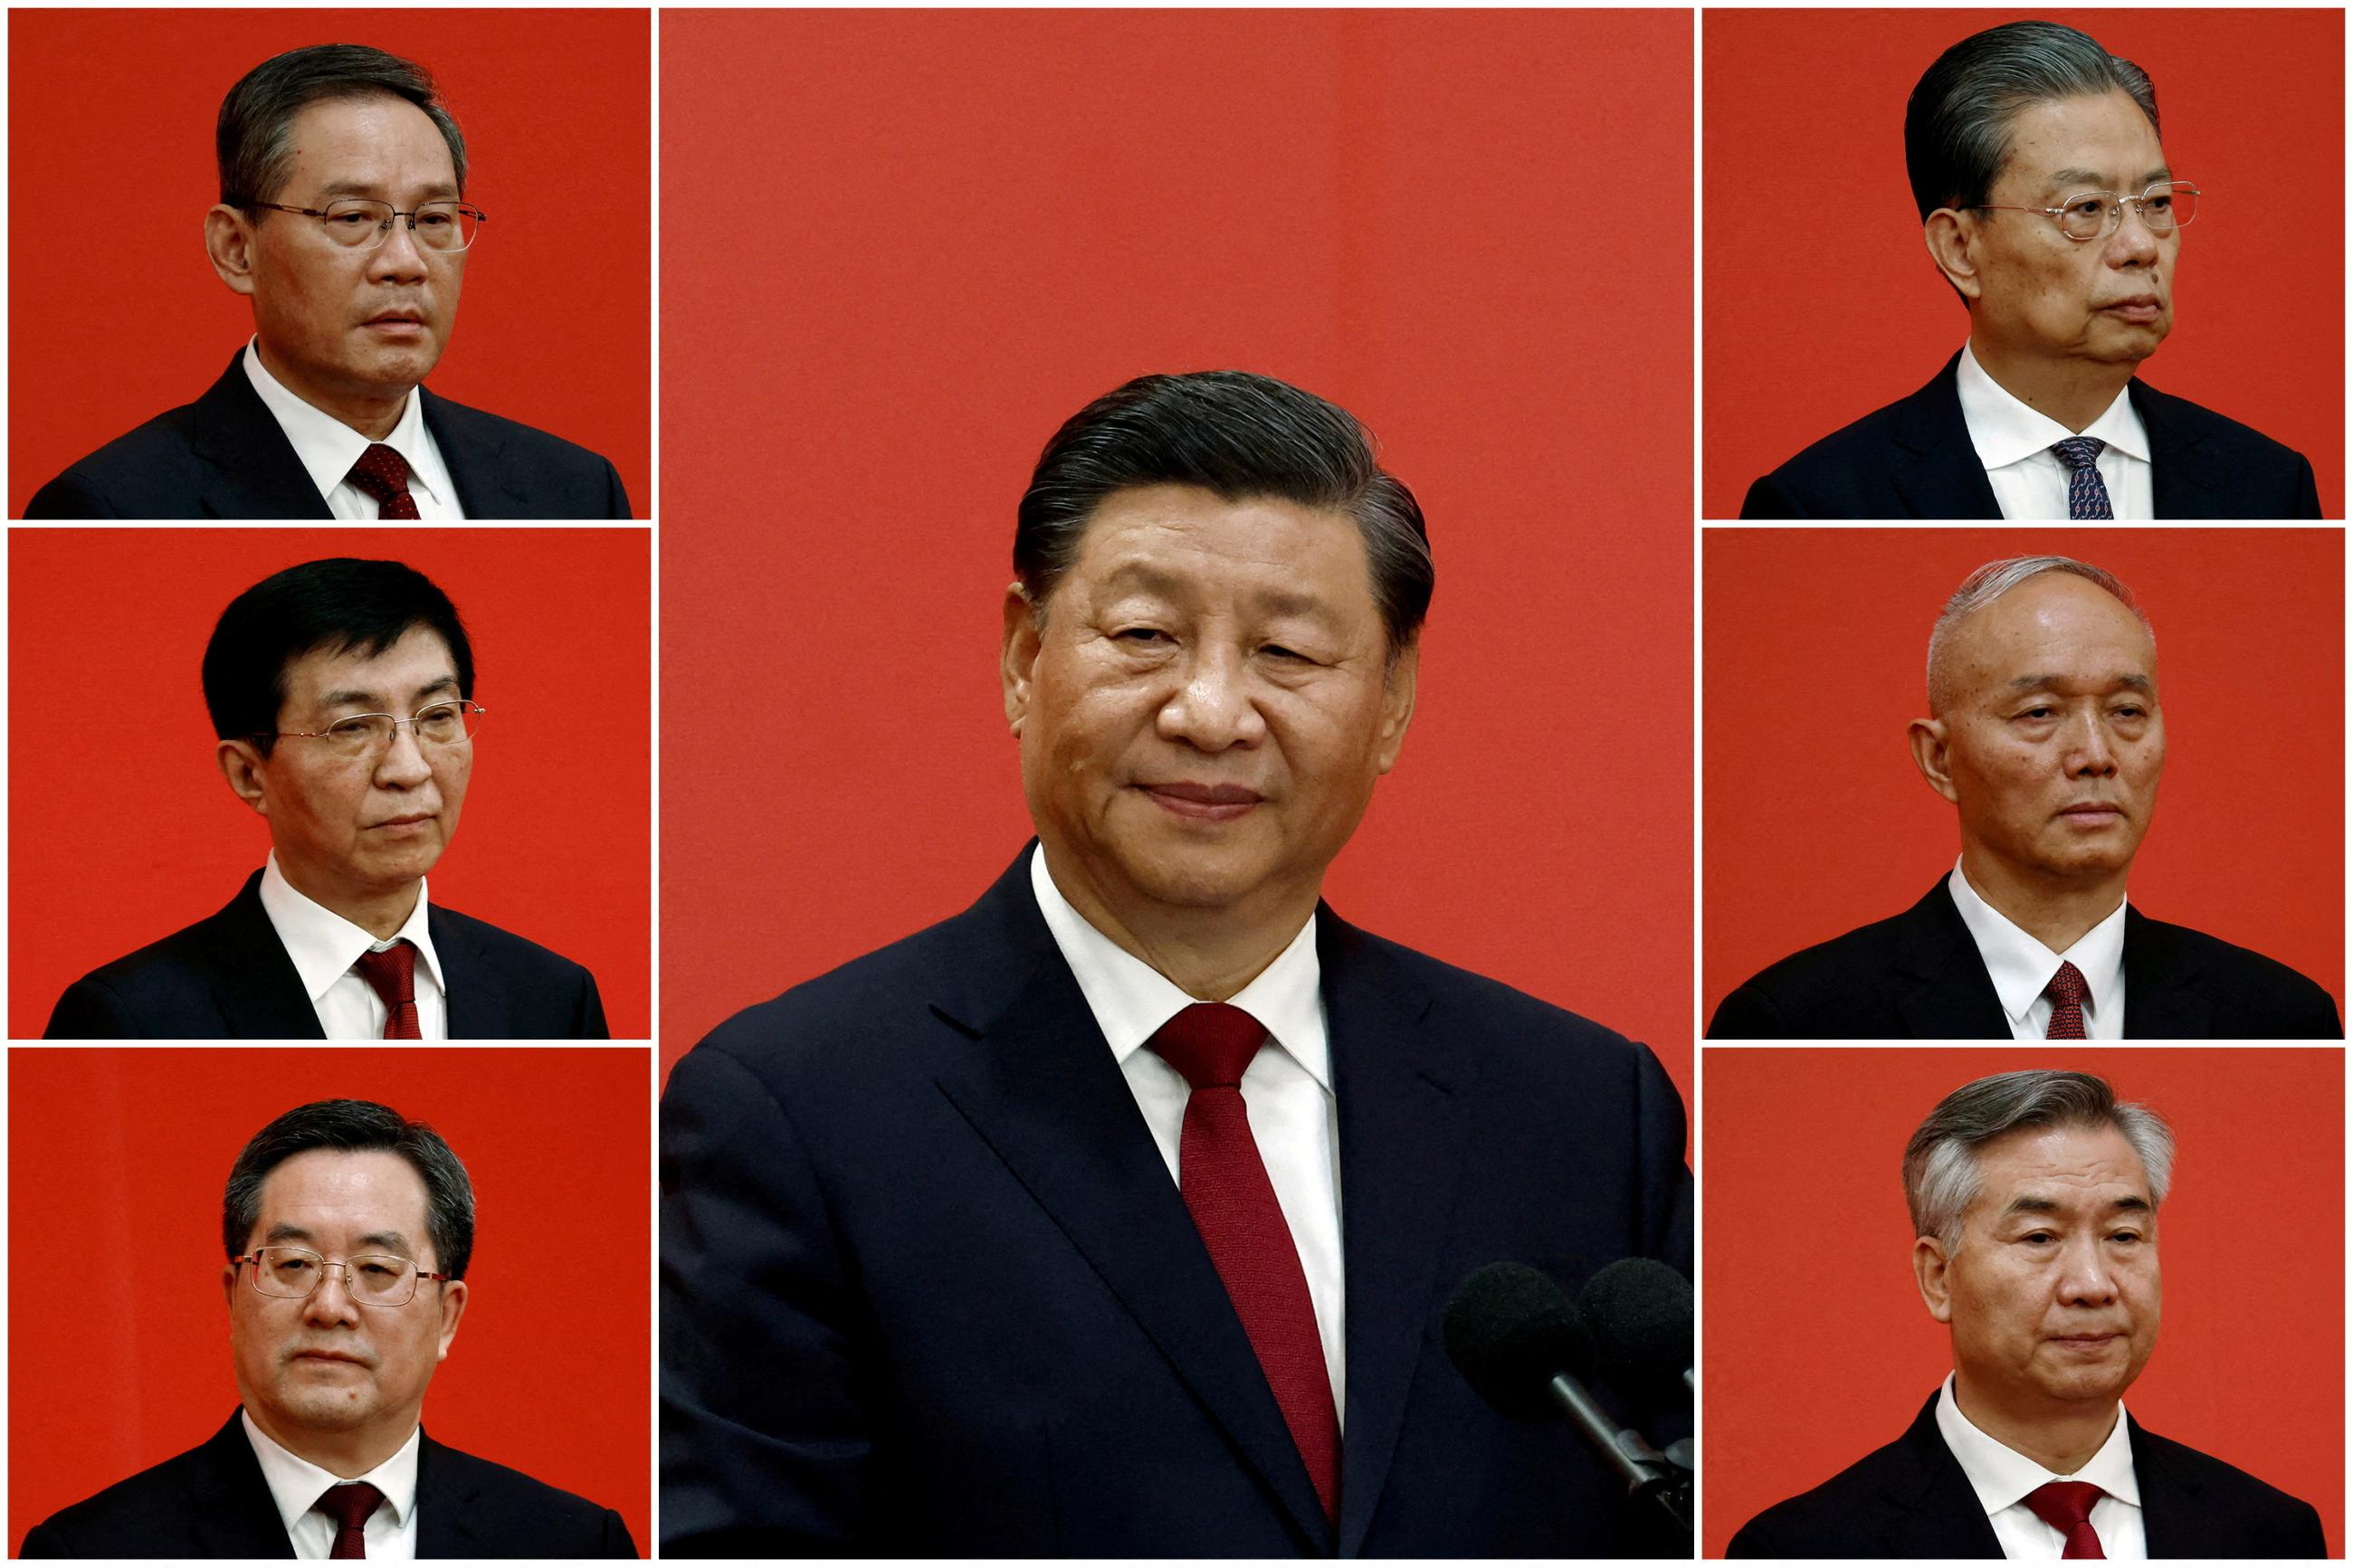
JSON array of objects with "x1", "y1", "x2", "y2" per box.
[
  {"x1": 241, "y1": 339, "x2": 465, "y2": 518},
  {"x1": 259, "y1": 854, "x2": 450, "y2": 1040},
  {"x1": 1029, "y1": 843, "x2": 1346, "y2": 1421},
  {"x1": 1936, "y1": 1375, "x2": 2146, "y2": 1559},
  {"x1": 1956, "y1": 342, "x2": 2153, "y2": 520},
  {"x1": 1948, "y1": 859, "x2": 2127, "y2": 1039},
  {"x1": 242, "y1": 1410, "x2": 423, "y2": 1560}
]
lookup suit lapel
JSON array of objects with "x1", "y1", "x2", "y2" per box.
[
  {"x1": 1889, "y1": 356, "x2": 2004, "y2": 519},
  {"x1": 2132, "y1": 382, "x2": 2223, "y2": 519},
  {"x1": 189, "y1": 1411, "x2": 300, "y2": 1557},
  {"x1": 1892, "y1": 881, "x2": 2012, "y2": 1039},
  {"x1": 2128, "y1": 1415, "x2": 2221, "y2": 1555},
  {"x1": 1878, "y1": 1392, "x2": 2005, "y2": 1557},
  {"x1": 197, "y1": 872, "x2": 330, "y2": 1039},
  {"x1": 2120, "y1": 908, "x2": 2212, "y2": 1039},
  {"x1": 421, "y1": 392, "x2": 525, "y2": 517},
  {"x1": 185, "y1": 354, "x2": 337, "y2": 518},
  {"x1": 1321, "y1": 914, "x2": 1467, "y2": 1558},
  {"x1": 928, "y1": 851, "x2": 1333, "y2": 1553},
  {"x1": 414, "y1": 1431, "x2": 484, "y2": 1557},
  {"x1": 429, "y1": 906, "x2": 502, "y2": 1038}
]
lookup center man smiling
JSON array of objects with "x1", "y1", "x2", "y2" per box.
[{"x1": 662, "y1": 370, "x2": 1693, "y2": 1556}]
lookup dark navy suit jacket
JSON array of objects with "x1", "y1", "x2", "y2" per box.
[
  {"x1": 1729, "y1": 1391, "x2": 2327, "y2": 1558},
  {"x1": 1740, "y1": 354, "x2": 2324, "y2": 519},
  {"x1": 661, "y1": 850, "x2": 1692, "y2": 1556},
  {"x1": 21, "y1": 1410, "x2": 637, "y2": 1558},
  {"x1": 24, "y1": 351, "x2": 631, "y2": 518},
  {"x1": 44, "y1": 870, "x2": 608, "y2": 1040},
  {"x1": 1708, "y1": 880, "x2": 2342, "y2": 1040}
]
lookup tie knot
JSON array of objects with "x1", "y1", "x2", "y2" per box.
[
  {"x1": 1148, "y1": 1003, "x2": 1267, "y2": 1089},
  {"x1": 2024, "y1": 1478, "x2": 2105, "y2": 1532},
  {"x1": 346, "y1": 443, "x2": 414, "y2": 504},
  {"x1": 2051, "y1": 436, "x2": 2107, "y2": 471},
  {"x1": 2046, "y1": 959, "x2": 2088, "y2": 1006},
  {"x1": 315, "y1": 1480, "x2": 385, "y2": 1533},
  {"x1": 352, "y1": 941, "x2": 416, "y2": 1009}
]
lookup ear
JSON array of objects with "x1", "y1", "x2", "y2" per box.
[
  {"x1": 205, "y1": 204, "x2": 260, "y2": 297},
  {"x1": 1374, "y1": 641, "x2": 1420, "y2": 774},
  {"x1": 218, "y1": 738, "x2": 271, "y2": 816},
  {"x1": 1001, "y1": 584, "x2": 1043, "y2": 736},
  {"x1": 1913, "y1": 1235, "x2": 1955, "y2": 1323},
  {"x1": 1923, "y1": 209, "x2": 1984, "y2": 302},
  {"x1": 223, "y1": 1259, "x2": 241, "y2": 1312},
  {"x1": 1907, "y1": 717, "x2": 1959, "y2": 804},
  {"x1": 433, "y1": 1278, "x2": 469, "y2": 1362}
]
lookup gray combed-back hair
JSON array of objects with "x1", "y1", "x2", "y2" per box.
[
  {"x1": 1903, "y1": 1069, "x2": 2174, "y2": 1251},
  {"x1": 1926, "y1": 555, "x2": 2151, "y2": 714}
]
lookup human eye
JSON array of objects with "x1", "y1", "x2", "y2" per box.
[
  {"x1": 1113, "y1": 626, "x2": 1172, "y2": 645},
  {"x1": 269, "y1": 1249, "x2": 317, "y2": 1278},
  {"x1": 355, "y1": 1257, "x2": 405, "y2": 1282},
  {"x1": 2066, "y1": 195, "x2": 2111, "y2": 220}
]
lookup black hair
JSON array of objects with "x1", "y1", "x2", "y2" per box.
[
  {"x1": 224, "y1": 1098, "x2": 474, "y2": 1280},
  {"x1": 218, "y1": 43, "x2": 467, "y2": 207},
  {"x1": 1905, "y1": 20, "x2": 2158, "y2": 221}
]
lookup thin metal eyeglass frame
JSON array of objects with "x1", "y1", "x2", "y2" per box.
[
  {"x1": 258, "y1": 700, "x2": 488, "y2": 754},
  {"x1": 243, "y1": 198, "x2": 490, "y2": 252},
  {"x1": 1967, "y1": 182, "x2": 2201, "y2": 242},
  {"x1": 234, "y1": 1246, "x2": 453, "y2": 1307}
]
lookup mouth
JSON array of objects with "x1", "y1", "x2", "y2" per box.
[
  {"x1": 2047, "y1": 1332, "x2": 2126, "y2": 1352},
  {"x1": 1136, "y1": 782, "x2": 1263, "y2": 822},
  {"x1": 367, "y1": 813, "x2": 436, "y2": 833},
  {"x1": 290, "y1": 1349, "x2": 369, "y2": 1368},
  {"x1": 360, "y1": 308, "x2": 428, "y2": 337},
  {"x1": 2057, "y1": 802, "x2": 2126, "y2": 827},
  {"x1": 2100, "y1": 296, "x2": 2163, "y2": 325}
]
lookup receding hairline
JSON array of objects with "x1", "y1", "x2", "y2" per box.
[{"x1": 1926, "y1": 558, "x2": 2154, "y2": 715}]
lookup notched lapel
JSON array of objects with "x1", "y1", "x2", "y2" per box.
[
  {"x1": 430, "y1": 908, "x2": 502, "y2": 1039},
  {"x1": 2132, "y1": 383, "x2": 2220, "y2": 519},
  {"x1": 2120, "y1": 909, "x2": 2211, "y2": 1039},
  {"x1": 1893, "y1": 882, "x2": 2011, "y2": 1039},
  {"x1": 191, "y1": 1411, "x2": 301, "y2": 1557},
  {"x1": 1880, "y1": 1393, "x2": 2005, "y2": 1557},
  {"x1": 205, "y1": 873, "x2": 329, "y2": 1039},
  {"x1": 187, "y1": 356, "x2": 336, "y2": 518},
  {"x1": 422, "y1": 392, "x2": 525, "y2": 518},
  {"x1": 414, "y1": 1433, "x2": 484, "y2": 1558},
  {"x1": 1890, "y1": 356, "x2": 2004, "y2": 520}
]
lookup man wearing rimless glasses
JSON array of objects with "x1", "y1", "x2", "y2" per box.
[
  {"x1": 21, "y1": 1100, "x2": 635, "y2": 1556},
  {"x1": 1743, "y1": 21, "x2": 2323, "y2": 519},
  {"x1": 45, "y1": 558, "x2": 608, "y2": 1038},
  {"x1": 24, "y1": 44, "x2": 630, "y2": 519}
]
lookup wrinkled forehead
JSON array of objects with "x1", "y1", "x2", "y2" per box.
[
  {"x1": 281, "y1": 91, "x2": 460, "y2": 200},
  {"x1": 1948, "y1": 574, "x2": 2155, "y2": 686},
  {"x1": 1993, "y1": 89, "x2": 2167, "y2": 198},
  {"x1": 1964, "y1": 1121, "x2": 2155, "y2": 1220},
  {"x1": 251, "y1": 1148, "x2": 434, "y2": 1256}
]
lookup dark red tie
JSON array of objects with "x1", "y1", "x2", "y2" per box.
[
  {"x1": 315, "y1": 1480, "x2": 385, "y2": 1559},
  {"x1": 2024, "y1": 1478, "x2": 2107, "y2": 1558},
  {"x1": 346, "y1": 443, "x2": 422, "y2": 518},
  {"x1": 2045, "y1": 960, "x2": 2089, "y2": 1039},
  {"x1": 352, "y1": 941, "x2": 423, "y2": 1039},
  {"x1": 1148, "y1": 1003, "x2": 1340, "y2": 1522}
]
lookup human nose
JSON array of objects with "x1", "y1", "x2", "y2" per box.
[
  {"x1": 1157, "y1": 642, "x2": 1268, "y2": 752},
  {"x1": 373, "y1": 721, "x2": 434, "y2": 786},
  {"x1": 367, "y1": 214, "x2": 430, "y2": 282},
  {"x1": 302, "y1": 1261, "x2": 363, "y2": 1324},
  {"x1": 2064, "y1": 710, "x2": 2118, "y2": 775},
  {"x1": 2055, "y1": 1234, "x2": 2120, "y2": 1305},
  {"x1": 2105, "y1": 198, "x2": 2162, "y2": 262}
]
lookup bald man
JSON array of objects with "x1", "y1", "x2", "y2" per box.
[{"x1": 1708, "y1": 556, "x2": 2339, "y2": 1039}]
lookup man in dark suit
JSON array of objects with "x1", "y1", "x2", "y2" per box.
[
  {"x1": 1742, "y1": 21, "x2": 2321, "y2": 520},
  {"x1": 45, "y1": 557, "x2": 607, "y2": 1039},
  {"x1": 662, "y1": 371, "x2": 1692, "y2": 1555},
  {"x1": 1729, "y1": 1070, "x2": 2326, "y2": 1557},
  {"x1": 24, "y1": 44, "x2": 629, "y2": 519},
  {"x1": 22, "y1": 1099, "x2": 638, "y2": 1557},
  {"x1": 1710, "y1": 556, "x2": 2340, "y2": 1039}
]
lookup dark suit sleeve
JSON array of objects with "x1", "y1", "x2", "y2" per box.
[
  {"x1": 661, "y1": 1043, "x2": 872, "y2": 1552},
  {"x1": 1704, "y1": 983, "x2": 1786, "y2": 1040},
  {"x1": 23, "y1": 471, "x2": 118, "y2": 519},
  {"x1": 1739, "y1": 473, "x2": 1804, "y2": 519},
  {"x1": 19, "y1": 1521, "x2": 70, "y2": 1557},
  {"x1": 1634, "y1": 1041, "x2": 1693, "y2": 1272},
  {"x1": 598, "y1": 1506, "x2": 639, "y2": 1558},
  {"x1": 2293, "y1": 454, "x2": 2322, "y2": 520},
  {"x1": 602, "y1": 460, "x2": 633, "y2": 519},
  {"x1": 578, "y1": 968, "x2": 612, "y2": 1039},
  {"x1": 45, "y1": 977, "x2": 139, "y2": 1040}
]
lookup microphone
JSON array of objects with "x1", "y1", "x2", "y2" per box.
[
  {"x1": 1579, "y1": 1258, "x2": 1694, "y2": 1402},
  {"x1": 1442, "y1": 1263, "x2": 1691, "y2": 1534}
]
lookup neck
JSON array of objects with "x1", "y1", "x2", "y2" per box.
[
  {"x1": 244, "y1": 1402, "x2": 414, "y2": 1481},
  {"x1": 1968, "y1": 330, "x2": 2136, "y2": 434},
  {"x1": 1042, "y1": 846, "x2": 1311, "y2": 1002},
  {"x1": 255, "y1": 340, "x2": 408, "y2": 442},
  {"x1": 1951, "y1": 1373, "x2": 2120, "y2": 1477},
  {"x1": 281, "y1": 860, "x2": 422, "y2": 942},
  {"x1": 1959, "y1": 845, "x2": 2126, "y2": 953}
]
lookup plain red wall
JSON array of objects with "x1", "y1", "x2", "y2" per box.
[
  {"x1": 1701, "y1": 8, "x2": 2344, "y2": 519},
  {"x1": 7, "y1": 8, "x2": 651, "y2": 518},
  {"x1": 8, "y1": 1046, "x2": 652, "y2": 1554},
  {"x1": 1702, "y1": 528, "x2": 2344, "y2": 1030},
  {"x1": 1701, "y1": 1046, "x2": 2343, "y2": 1557},
  {"x1": 660, "y1": 9, "x2": 1699, "y2": 1099},
  {"x1": 7, "y1": 528, "x2": 650, "y2": 1038}
]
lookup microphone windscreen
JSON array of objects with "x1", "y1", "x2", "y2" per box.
[
  {"x1": 1442, "y1": 1262, "x2": 1594, "y2": 1418},
  {"x1": 1578, "y1": 1258, "x2": 1692, "y2": 1401}
]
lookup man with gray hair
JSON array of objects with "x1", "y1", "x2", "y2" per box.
[
  {"x1": 1729, "y1": 1069, "x2": 2323, "y2": 1556},
  {"x1": 1710, "y1": 555, "x2": 2339, "y2": 1037},
  {"x1": 1741, "y1": 19, "x2": 2320, "y2": 519}
]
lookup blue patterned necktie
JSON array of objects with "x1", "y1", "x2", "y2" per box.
[{"x1": 2050, "y1": 437, "x2": 2113, "y2": 518}]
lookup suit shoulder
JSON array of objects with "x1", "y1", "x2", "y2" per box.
[
  {"x1": 2139, "y1": 914, "x2": 2342, "y2": 1034},
  {"x1": 25, "y1": 400, "x2": 214, "y2": 517},
  {"x1": 1725, "y1": 1433, "x2": 1913, "y2": 1557},
  {"x1": 2137, "y1": 383, "x2": 2311, "y2": 468},
  {"x1": 689, "y1": 911, "x2": 979, "y2": 1080},
  {"x1": 433, "y1": 903, "x2": 595, "y2": 984},
  {"x1": 426, "y1": 1440, "x2": 634, "y2": 1548},
  {"x1": 49, "y1": 905, "x2": 239, "y2": 1031},
  {"x1": 1712, "y1": 908, "x2": 1913, "y2": 1031},
  {"x1": 423, "y1": 393, "x2": 622, "y2": 477},
  {"x1": 2135, "y1": 1426, "x2": 2326, "y2": 1544},
  {"x1": 22, "y1": 1437, "x2": 218, "y2": 1554},
  {"x1": 1343, "y1": 925, "x2": 1645, "y2": 1060},
  {"x1": 1745, "y1": 387, "x2": 1927, "y2": 517}
]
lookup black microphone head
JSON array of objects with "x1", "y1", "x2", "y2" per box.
[
  {"x1": 1578, "y1": 1258, "x2": 1692, "y2": 1402},
  {"x1": 1442, "y1": 1262, "x2": 1595, "y2": 1419}
]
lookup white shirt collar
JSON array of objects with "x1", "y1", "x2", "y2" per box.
[
  {"x1": 1956, "y1": 341, "x2": 2152, "y2": 470},
  {"x1": 241, "y1": 1409, "x2": 422, "y2": 1535},
  {"x1": 240, "y1": 337, "x2": 455, "y2": 510},
  {"x1": 1947, "y1": 858, "x2": 2127, "y2": 1031},
  {"x1": 1935, "y1": 1373, "x2": 2142, "y2": 1514},
  {"x1": 1027, "y1": 842, "x2": 1329, "y2": 1090},
  {"x1": 259, "y1": 853, "x2": 446, "y2": 1004}
]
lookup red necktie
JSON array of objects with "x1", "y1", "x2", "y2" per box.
[
  {"x1": 315, "y1": 1480, "x2": 385, "y2": 1559},
  {"x1": 2044, "y1": 960, "x2": 2089, "y2": 1039},
  {"x1": 353, "y1": 941, "x2": 423, "y2": 1039},
  {"x1": 346, "y1": 443, "x2": 422, "y2": 518},
  {"x1": 1148, "y1": 1003, "x2": 1340, "y2": 1522},
  {"x1": 2024, "y1": 1479, "x2": 2107, "y2": 1558}
]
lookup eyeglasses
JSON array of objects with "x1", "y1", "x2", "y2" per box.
[
  {"x1": 262, "y1": 699, "x2": 486, "y2": 759},
  {"x1": 236, "y1": 1245, "x2": 452, "y2": 1307},
  {"x1": 247, "y1": 198, "x2": 488, "y2": 252},
  {"x1": 1971, "y1": 181, "x2": 2200, "y2": 242}
]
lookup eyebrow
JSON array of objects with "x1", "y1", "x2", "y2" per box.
[
  {"x1": 311, "y1": 177, "x2": 462, "y2": 204},
  {"x1": 2006, "y1": 673, "x2": 2153, "y2": 692},
  {"x1": 2045, "y1": 166, "x2": 2173, "y2": 195},
  {"x1": 2001, "y1": 1193, "x2": 2152, "y2": 1219},
  {"x1": 260, "y1": 1221, "x2": 418, "y2": 1256},
  {"x1": 315, "y1": 674, "x2": 460, "y2": 710},
  {"x1": 1100, "y1": 561, "x2": 1342, "y2": 622}
]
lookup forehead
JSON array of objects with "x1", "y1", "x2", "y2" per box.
[
  {"x1": 250, "y1": 1148, "x2": 433, "y2": 1245},
  {"x1": 281, "y1": 93, "x2": 457, "y2": 199},
  {"x1": 1067, "y1": 484, "x2": 1375, "y2": 608},
  {"x1": 1967, "y1": 1121, "x2": 2151, "y2": 1213},
  {"x1": 1995, "y1": 89, "x2": 2166, "y2": 196},
  {"x1": 1945, "y1": 574, "x2": 2154, "y2": 693},
  {"x1": 279, "y1": 624, "x2": 457, "y2": 712}
]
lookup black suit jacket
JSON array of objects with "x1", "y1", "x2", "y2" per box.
[
  {"x1": 1728, "y1": 1390, "x2": 2327, "y2": 1558},
  {"x1": 661, "y1": 849, "x2": 1693, "y2": 1557},
  {"x1": 24, "y1": 351, "x2": 631, "y2": 518},
  {"x1": 20, "y1": 1409, "x2": 636, "y2": 1558},
  {"x1": 45, "y1": 870, "x2": 609, "y2": 1039},
  {"x1": 1708, "y1": 879, "x2": 2342, "y2": 1040},
  {"x1": 1740, "y1": 353, "x2": 2324, "y2": 519}
]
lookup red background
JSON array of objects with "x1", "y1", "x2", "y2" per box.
[
  {"x1": 1702, "y1": 527, "x2": 2344, "y2": 1030},
  {"x1": 8, "y1": 8, "x2": 651, "y2": 518},
  {"x1": 7, "y1": 1046, "x2": 652, "y2": 1554},
  {"x1": 1701, "y1": 8, "x2": 2345, "y2": 519},
  {"x1": 1701, "y1": 1046, "x2": 2344, "y2": 1557},
  {"x1": 7, "y1": 527, "x2": 650, "y2": 1039},
  {"x1": 659, "y1": 10, "x2": 1699, "y2": 1098}
]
